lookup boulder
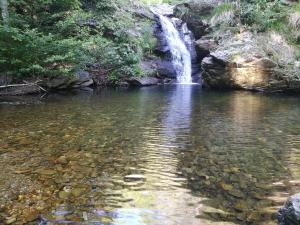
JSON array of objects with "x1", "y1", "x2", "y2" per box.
[
  {"x1": 155, "y1": 60, "x2": 177, "y2": 78},
  {"x1": 140, "y1": 58, "x2": 177, "y2": 79},
  {"x1": 44, "y1": 71, "x2": 94, "y2": 90},
  {"x1": 201, "y1": 32, "x2": 300, "y2": 92},
  {"x1": 140, "y1": 60, "x2": 158, "y2": 77},
  {"x1": 195, "y1": 37, "x2": 218, "y2": 61},
  {"x1": 278, "y1": 193, "x2": 300, "y2": 225},
  {"x1": 126, "y1": 77, "x2": 160, "y2": 86}
]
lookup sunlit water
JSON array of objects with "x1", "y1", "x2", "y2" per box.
[{"x1": 0, "y1": 86, "x2": 300, "y2": 225}]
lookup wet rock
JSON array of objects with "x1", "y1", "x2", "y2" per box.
[
  {"x1": 5, "y1": 216, "x2": 16, "y2": 224},
  {"x1": 278, "y1": 193, "x2": 300, "y2": 225},
  {"x1": 228, "y1": 189, "x2": 245, "y2": 198},
  {"x1": 58, "y1": 191, "x2": 70, "y2": 199},
  {"x1": 126, "y1": 77, "x2": 160, "y2": 86},
  {"x1": 44, "y1": 71, "x2": 94, "y2": 90},
  {"x1": 219, "y1": 181, "x2": 233, "y2": 191},
  {"x1": 119, "y1": 82, "x2": 129, "y2": 87},
  {"x1": 152, "y1": 15, "x2": 199, "y2": 80},
  {"x1": 36, "y1": 169, "x2": 56, "y2": 176},
  {"x1": 71, "y1": 188, "x2": 85, "y2": 197},
  {"x1": 155, "y1": 60, "x2": 177, "y2": 78},
  {"x1": 234, "y1": 200, "x2": 247, "y2": 212}
]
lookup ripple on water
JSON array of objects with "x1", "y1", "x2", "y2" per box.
[{"x1": 0, "y1": 86, "x2": 299, "y2": 224}]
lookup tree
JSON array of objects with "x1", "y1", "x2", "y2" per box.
[{"x1": 0, "y1": 0, "x2": 9, "y2": 28}]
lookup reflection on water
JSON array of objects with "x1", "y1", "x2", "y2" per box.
[{"x1": 0, "y1": 86, "x2": 299, "y2": 225}]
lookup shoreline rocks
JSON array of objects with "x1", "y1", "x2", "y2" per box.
[
  {"x1": 126, "y1": 77, "x2": 160, "y2": 86},
  {"x1": 44, "y1": 71, "x2": 94, "y2": 90},
  {"x1": 278, "y1": 193, "x2": 300, "y2": 225}
]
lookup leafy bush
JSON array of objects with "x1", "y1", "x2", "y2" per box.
[
  {"x1": 0, "y1": 26, "x2": 79, "y2": 79},
  {"x1": 239, "y1": 0, "x2": 288, "y2": 32},
  {"x1": 210, "y1": 2, "x2": 236, "y2": 27},
  {"x1": 1, "y1": 0, "x2": 156, "y2": 83}
]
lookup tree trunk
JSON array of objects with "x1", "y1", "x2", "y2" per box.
[{"x1": 0, "y1": 0, "x2": 9, "y2": 28}]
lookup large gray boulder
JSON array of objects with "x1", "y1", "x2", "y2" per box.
[
  {"x1": 126, "y1": 77, "x2": 160, "y2": 86},
  {"x1": 201, "y1": 32, "x2": 300, "y2": 92},
  {"x1": 278, "y1": 193, "x2": 300, "y2": 225},
  {"x1": 140, "y1": 58, "x2": 177, "y2": 79},
  {"x1": 44, "y1": 71, "x2": 94, "y2": 90}
]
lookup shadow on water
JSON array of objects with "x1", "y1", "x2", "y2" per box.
[
  {"x1": 178, "y1": 90, "x2": 300, "y2": 224},
  {"x1": 0, "y1": 86, "x2": 299, "y2": 225}
]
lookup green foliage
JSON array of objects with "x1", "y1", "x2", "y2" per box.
[
  {"x1": 240, "y1": 0, "x2": 287, "y2": 32},
  {"x1": 0, "y1": 26, "x2": 79, "y2": 78},
  {"x1": 1, "y1": 0, "x2": 155, "y2": 83},
  {"x1": 210, "y1": 2, "x2": 236, "y2": 27},
  {"x1": 292, "y1": 3, "x2": 300, "y2": 12},
  {"x1": 212, "y1": 3, "x2": 233, "y2": 17}
]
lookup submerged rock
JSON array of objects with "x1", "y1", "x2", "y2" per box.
[{"x1": 278, "y1": 193, "x2": 300, "y2": 225}]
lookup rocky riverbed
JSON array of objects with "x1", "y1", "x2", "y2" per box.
[{"x1": 0, "y1": 87, "x2": 300, "y2": 224}]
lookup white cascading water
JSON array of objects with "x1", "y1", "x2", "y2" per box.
[{"x1": 158, "y1": 15, "x2": 193, "y2": 84}]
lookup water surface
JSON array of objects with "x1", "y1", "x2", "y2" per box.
[{"x1": 0, "y1": 85, "x2": 300, "y2": 225}]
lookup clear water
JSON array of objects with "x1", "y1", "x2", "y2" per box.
[
  {"x1": 158, "y1": 15, "x2": 193, "y2": 84},
  {"x1": 0, "y1": 86, "x2": 300, "y2": 225}
]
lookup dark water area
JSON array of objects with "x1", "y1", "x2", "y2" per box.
[{"x1": 0, "y1": 85, "x2": 299, "y2": 225}]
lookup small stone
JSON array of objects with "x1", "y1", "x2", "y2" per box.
[
  {"x1": 14, "y1": 169, "x2": 31, "y2": 174},
  {"x1": 5, "y1": 217, "x2": 16, "y2": 224},
  {"x1": 58, "y1": 191, "x2": 70, "y2": 199},
  {"x1": 234, "y1": 200, "x2": 247, "y2": 212},
  {"x1": 83, "y1": 212, "x2": 88, "y2": 221},
  {"x1": 71, "y1": 188, "x2": 84, "y2": 197},
  {"x1": 228, "y1": 189, "x2": 245, "y2": 198},
  {"x1": 219, "y1": 181, "x2": 233, "y2": 191},
  {"x1": 36, "y1": 169, "x2": 56, "y2": 176}
]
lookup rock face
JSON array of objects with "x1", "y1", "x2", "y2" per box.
[
  {"x1": 152, "y1": 12, "x2": 200, "y2": 81},
  {"x1": 44, "y1": 71, "x2": 94, "y2": 90},
  {"x1": 201, "y1": 32, "x2": 300, "y2": 92},
  {"x1": 278, "y1": 193, "x2": 300, "y2": 225},
  {"x1": 126, "y1": 77, "x2": 160, "y2": 86},
  {"x1": 152, "y1": 16, "x2": 177, "y2": 79},
  {"x1": 195, "y1": 37, "x2": 218, "y2": 62},
  {"x1": 174, "y1": 2, "x2": 214, "y2": 39},
  {"x1": 140, "y1": 59, "x2": 176, "y2": 79}
]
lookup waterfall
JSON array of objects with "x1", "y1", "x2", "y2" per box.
[{"x1": 158, "y1": 15, "x2": 193, "y2": 84}]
